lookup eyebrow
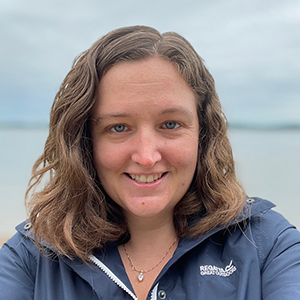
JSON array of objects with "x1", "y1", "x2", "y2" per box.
[
  {"x1": 159, "y1": 107, "x2": 194, "y2": 119},
  {"x1": 93, "y1": 106, "x2": 195, "y2": 124},
  {"x1": 93, "y1": 113, "x2": 132, "y2": 124}
]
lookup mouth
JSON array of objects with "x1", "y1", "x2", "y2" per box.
[{"x1": 126, "y1": 173, "x2": 166, "y2": 183}]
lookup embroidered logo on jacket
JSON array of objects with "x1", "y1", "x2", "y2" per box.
[{"x1": 200, "y1": 260, "x2": 237, "y2": 277}]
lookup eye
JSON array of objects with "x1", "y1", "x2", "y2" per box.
[
  {"x1": 111, "y1": 124, "x2": 128, "y2": 133},
  {"x1": 162, "y1": 121, "x2": 180, "y2": 130}
]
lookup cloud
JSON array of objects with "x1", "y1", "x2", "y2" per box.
[{"x1": 1, "y1": 0, "x2": 299, "y2": 125}]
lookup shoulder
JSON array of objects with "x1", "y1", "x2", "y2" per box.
[
  {"x1": 0, "y1": 221, "x2": 40, "y2": 297},
  {"x1": 246, "y1": 198, "x2": 300, "y2": 271},
  {"x1": 241, "y1": 197, "x2": 298, "y2": 239},
  {"x1": 245, "y1": 198, "x2": 300, "y2": 297},
  {"x1": 0, "y1": 220, "x2": 58, "y2": 283},
  {"x1": 3, "y1": 221, "x2": 37, "y2": 250},
  {"x1": 248, "y1": 198, "x2": 300, "y2": 244},
  {"x1": 0, "y1": 221, "x2": 39, "y2": 271}
]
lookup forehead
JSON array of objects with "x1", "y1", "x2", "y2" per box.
[
  {"x1": 103, "y1": 57, "x2": 190, "y2": 86},
  {"x1": 96, "y1": 57, "x2": 196, "y2": 107},
  {"x1": 91, "y1": 57, "x2": 199, "y2": 132}
]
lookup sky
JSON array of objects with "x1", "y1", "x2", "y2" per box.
[{"x1": 1, "y1": 0, "x2": 299, "y2": 127}]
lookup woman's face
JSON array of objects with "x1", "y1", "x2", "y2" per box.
[{"x1": 92, "y1": 57, "x2": 199, "y2": 221}]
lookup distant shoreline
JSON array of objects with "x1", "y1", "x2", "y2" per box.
[
  {"x1": 228, "y1": 123, "x2": 300, "y2": 131},
  {"x1": 0, "y1": 122, "x2": 49, "y2": 129},
  {"x1": 1, "y1": 122, "x2": 300, "y2": 131}
]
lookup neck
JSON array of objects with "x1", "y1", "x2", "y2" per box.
[
  {"x1": 118, "y1": 213, "x2": 178, "y2": 300},
  {"x1": 125, "y1": 212, "x2": 177, "y2": 248}
]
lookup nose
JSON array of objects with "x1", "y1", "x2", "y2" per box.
[{"x1": 131, "y1": 128, "x2": 162, "y2": 167}]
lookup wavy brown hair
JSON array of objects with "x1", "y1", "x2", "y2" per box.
[{"x1": 26, "y1": 25, "x2": 246, "y2": 261}]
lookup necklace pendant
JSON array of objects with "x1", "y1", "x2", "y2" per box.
[{"x1": 138, "y1": 271, "x2": 144, "y2": 282}]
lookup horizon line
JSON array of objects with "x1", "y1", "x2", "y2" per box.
[{"x1": 1, "y1": 121, "x2": 300, "y2": 131}]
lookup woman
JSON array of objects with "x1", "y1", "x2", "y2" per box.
[{"x1": 0, "y1": 25, "x2": 299, "y2": 300}]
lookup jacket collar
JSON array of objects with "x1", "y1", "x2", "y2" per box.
[
  {"x1": 15, "y1": 198, "x2": 275, "y2": 299},
  {"x1": 150, "y1": 197, "x2": 275, "y2": 286},
  {"x1": 173, "y1": 197, "x2": 274, "y2": 256},
  {"x1": 16, "y1": 197, "x2": 275, "y2": 255}
]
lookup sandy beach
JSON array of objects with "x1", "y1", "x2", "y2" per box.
[
  {"x1": 1, "y1": 128, "x2": 300, "y2": 249},
  {"x1": 0, "y1": 236, "x2": 10, "y2": 248}
]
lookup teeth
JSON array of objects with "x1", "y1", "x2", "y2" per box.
[
  {"x1": 129, "y1": 173, "x2": 163, "y2": 183},
  {"x1": 140, "y1": 175, "x2": 147, "y2": 183}
]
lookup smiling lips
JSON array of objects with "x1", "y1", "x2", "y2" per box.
[{"x1": 127, "y1": 173, "x2": 164, "y2": 183}]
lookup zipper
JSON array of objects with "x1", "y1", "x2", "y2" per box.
[
  {"x1": 150, "y1": 283, "x2": 158, "y2": 300},
  {"x1": 89, "y1": 254, "x2": 159, "y2": 300},
  {"x1": 88, "y1": 254, "x2": 138, "y2": 300}
]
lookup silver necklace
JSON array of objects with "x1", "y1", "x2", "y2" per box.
[{"x1": 123, "y1": 237, "x2": 178, "y2": 282}]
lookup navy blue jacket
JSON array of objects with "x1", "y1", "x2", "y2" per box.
[{"x1": 1, "y1": 198, "x2": 300, "y2": 299}]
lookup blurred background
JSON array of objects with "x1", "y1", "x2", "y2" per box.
[{"x1": 1, "y1": 0, "x2": 300, "y2": 243}]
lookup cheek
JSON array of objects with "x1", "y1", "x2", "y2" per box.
[
  {"x1": 176, "y1": 147, "x2": 198, "y2": 188},
  {"x1": 93, "y1": 142, "x2": 126, "y2": 173},
  {"x1": 171, "y1": 141, "x2": 198, "y2": 169}
]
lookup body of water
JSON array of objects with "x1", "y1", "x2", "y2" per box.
[{"x1": 0, "y1": 127, "x2": 299, "y2": 237}]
